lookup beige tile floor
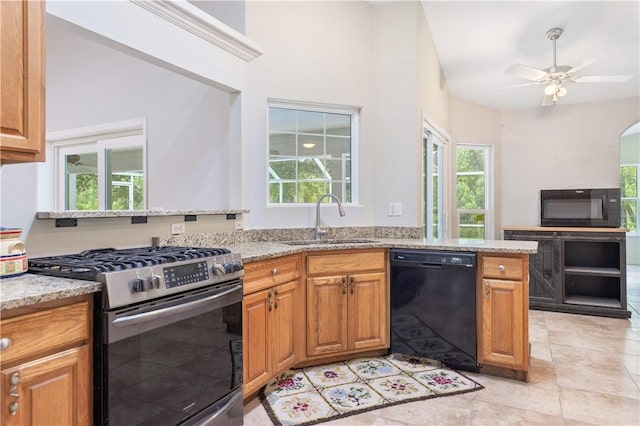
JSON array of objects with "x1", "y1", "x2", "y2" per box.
[{"x1": 244, "y1": 265, "x2": 640, "y2": 425}]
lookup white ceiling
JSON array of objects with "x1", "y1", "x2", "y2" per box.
[{"x1": 421, "y1": 1, "x2": 640, "y2": 110}]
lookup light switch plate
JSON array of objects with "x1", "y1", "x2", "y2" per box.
[
  {"x1": 388, "y1": 202, "x2": 402, "y2": 216},
  {"x1": 170, "y1": 223, "x2": 185, "y2": 234}
]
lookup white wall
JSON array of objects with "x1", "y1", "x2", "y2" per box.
[
  {"x1": 500, "y1": 97, "x2": 640, "y2": 228},
  {"x1": 244, "y1": 1, "x2": 374, "y2": 229},
  {"x1": 243, "y1": 0, "x2": 449, "y2": 231}
]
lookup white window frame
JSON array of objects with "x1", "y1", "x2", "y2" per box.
[
  {"x1": 455, "y1": 144, "x2": 494, "y2": 240},
  {"x1": 48, "y1": 118, "x2": 147, "y2": 211},
  {"x1": 423, "y1": 122, "x2": 448, "y2": 240},
  {"x1": 621, "y1": 162, "x2": 640, "y2": 236},
  {"x1": 266, "y1": 99, "x2": 359, "y2": 205}
]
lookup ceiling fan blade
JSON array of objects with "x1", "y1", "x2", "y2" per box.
[
  {"x1": 486, "y1": 82, "x2": 543, "y2": 91},
  {"x1": 574, "y1": 75, "x2": 633, "y2": 83},
  {"x1": 567, "y1": 50, "x2": 612, "y2": 75},
  {"x1": 505, "y1": 63, "x2": 549, "y2": 82}
]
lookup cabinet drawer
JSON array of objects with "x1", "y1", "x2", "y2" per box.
[
  {"x1": 0, "y1": 301, "x2": 90, "y2": 366},
  {"x1": 307, "y1": 250, "x2": 386, "y2": 276},
  {"x1": 481, "y1": 256, "x2": 523, "y2": 280},
  {"x1": 244, "y1": 255, "x2": 301, "y2": 294}
]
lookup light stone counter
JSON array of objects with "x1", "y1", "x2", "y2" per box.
[
  {"x1": 1, "y1": 237, "x2": 536, "y2": 310},
  {"x1": 0, "y1": 274, "x2": 101, "y2": 311},
  {"x1": 223, "y1": 237, "x2": 538, "y2": 263}
]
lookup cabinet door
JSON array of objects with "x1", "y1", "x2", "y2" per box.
[
  {"x1": 272, "y1": 280, "x2": 299, "y2": 372},
  {"x1": 242, "y1": 289, "x2": 271, "y2": 396},
  {"x1": 479, "y1": 278, "x2": 525, "y2": 369},
  {"x1": 1, "y1": 345, "x2": 91, "y2": 426},
  {"x1": 348, "y1": 272, "x2": 388, "y2": 351},
  {"x1": 0, "y1": 0, "x2": 45, "y2": 163},
  {"x1": 306, "y1": 275, "x2": 348, "y2": 356}
]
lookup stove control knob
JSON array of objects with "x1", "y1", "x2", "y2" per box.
[
  {"x1": 232, "y1": 261, "x2": 244, "y2": 272},
  {"x1": 212, "y1": 263, "x2": 226, "y2": 276},
  {"x1": 150, "y1": 275, "x2": 161, "y2": 289},
  {"x1": 130, "y1": 278, "x2": 145, "y2": 293}
]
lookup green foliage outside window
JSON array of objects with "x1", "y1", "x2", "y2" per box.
[
  {"x1": 74, "y1": 174, "x2": 99, "y2": 210},
  {"x1": 456, "y1": 149, "x2": 485, "y2": 210},
  {"x1": 457, "y1": 147, "x2": 487, "y2": 239},
  {"x1": 620, "y1": 165, "x2": 638, "y2": 232},
  {"x1": 71, "y1": 173, "x2": 144, "y2": 210}
]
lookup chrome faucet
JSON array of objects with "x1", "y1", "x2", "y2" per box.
[{"x1": 315, "y1": 193, "x2": 346, "y2": 240}]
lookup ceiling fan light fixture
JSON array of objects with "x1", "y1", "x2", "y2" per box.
[
  {"x1": 544, "y1": 83, "x2": 557, "y2": 96},
  {"x1": 556, "y1": 86, "x2": 567, "y2": 97}
]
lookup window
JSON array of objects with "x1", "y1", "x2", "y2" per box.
[
  {"x1": 456, "y1": 145, "x2": 492, "y2": 239},
  {"x1": 621, "y1": 164, "x2": 639, "y2": 233},
  {"x1": 50, "y1": 120, "x2": 146, "y2": 211},
  {"x1": 268, "y1": 100, "x2": 357, "y2": 204}
]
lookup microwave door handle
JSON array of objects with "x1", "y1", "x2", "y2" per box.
[{"x1": 111, "y1": 284, "x2": 242, "y2": 328}]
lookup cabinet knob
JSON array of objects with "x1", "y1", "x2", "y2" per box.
[
  {"x1": 0, "y1": 337, "x2": 12, "y2": 352},
  {"x1": 498, "y1": 264, "x2": 506, "y2": 272},
  {"x1": 271, "y1": 268, "x2": 278, "y2": 275}
]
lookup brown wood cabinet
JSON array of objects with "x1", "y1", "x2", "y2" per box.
[
  {"x1": 477, "y1": 253, "x2": 529, "y2": 381},
  {"x1": 0, "y1": 296, "x2": 92, "y2": 424},
  {"x1": 306, "y1": 249, "x2": 388, "y2": 358},
  {"x1": 242, "y1": 255, "x2": 303, "y2": 398},
  {"x1": 0, "y1": 0, "x2": 46, "y2": 164}
]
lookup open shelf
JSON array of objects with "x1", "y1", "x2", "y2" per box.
[
  {"x1": 563, "y1": 266, "x2": 620, "y2": 277},
  {"x1": 503, "y1": 228, "x2": 630, "y2": 318},
  {"x1": 564, "y1": 295, "x2": 622, "y2": 309}
]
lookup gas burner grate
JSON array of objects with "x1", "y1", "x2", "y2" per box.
[{"x1": 28, "y1": 246, "x2": 232, "y2": 280}]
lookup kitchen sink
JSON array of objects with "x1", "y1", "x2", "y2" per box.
[{"x1": 282, "y1": 238, "x2": 378, "y2": 246}]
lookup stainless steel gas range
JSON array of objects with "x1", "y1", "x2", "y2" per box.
[{"x1": 29, "y1": 246, "x2": 244, "y2": 426}]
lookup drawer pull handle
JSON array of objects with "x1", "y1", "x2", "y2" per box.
[
  {"x1": 272, "y1": 268, "x2": 278, "y2": 275},
  {"x1": 497, "y1": 264, "x2": 505, "y2": 272},
  {"x1": 0, "y1": 337, "x2": 12, "y2": 352},
  {"x1": 8, "y1": 372, "x2": 19, "y2": 415}
]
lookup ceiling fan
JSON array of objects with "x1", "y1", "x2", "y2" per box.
[{"x1": 503, "y1": 27, "x2": 632, "y2": 106}]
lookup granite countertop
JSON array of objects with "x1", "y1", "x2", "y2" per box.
[
  {"x1": 0, "y1": 274, "x2": 102, "y2": 311},
  {"x1": 1, "y1": 237, "x2": 537, "y2": 311},
  {"x1": 227, "y1": 237, "x2": 538, "y2": 263}
]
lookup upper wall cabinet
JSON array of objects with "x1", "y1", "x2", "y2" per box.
[{"x1": 1, "y1": 0, "x2": 46, "y2": 164}]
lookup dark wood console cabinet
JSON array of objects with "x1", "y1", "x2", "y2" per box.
[{"x1": 504, "y1": 227, "x2": 631, "y2": 319}]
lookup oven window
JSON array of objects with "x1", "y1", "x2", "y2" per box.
[
  {"x1": 543, "y1": 199, "x2": 604, "y2": 220},
  {"x1": 105, "y1": 303, "x2": 242, "y2": 426}
]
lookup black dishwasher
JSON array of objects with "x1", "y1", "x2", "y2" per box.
[{"x1": 390, "y1": 249, "x2": 478, "y2": 372}]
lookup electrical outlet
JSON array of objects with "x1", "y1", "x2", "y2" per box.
[
  {"x1": 170, "y1": 223, "x2": 185, "y2": 234},
  {"x1": 235, "y1": 220, "x2": 243, "y2": 230},
  {"x1": 388, "y1": 202, "x2": 402, "y2": 216}
]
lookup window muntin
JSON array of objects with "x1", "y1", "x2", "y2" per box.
[
  {"x1": 456, "y1": 145, "x2": 492, "y2": 239},
  {"x1": 268, "y1": 102, "x2": 356, "y2": 204},
  {"x1": 621, "y1": 164, "x2": 639, "y2": 233}
]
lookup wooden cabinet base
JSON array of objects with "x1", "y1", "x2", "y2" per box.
[{"x1": 479, "y1": 363, "x2": 529, "y2": 383}]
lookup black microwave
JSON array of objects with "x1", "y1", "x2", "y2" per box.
[{"x1": 540, "y1": 188, "x2": 621, "y2": 228}]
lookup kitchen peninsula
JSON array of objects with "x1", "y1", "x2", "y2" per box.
[{"x1": 1, "y1": 235, "x2": 537, "y2": 421}]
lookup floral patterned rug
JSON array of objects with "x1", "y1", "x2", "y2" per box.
[{"x1": 259, "y1": 353, "x2": 483, "y2": 426}]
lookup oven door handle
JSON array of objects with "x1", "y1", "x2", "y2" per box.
[{"x1": 111, "y1": 284, "x2": 242, "y2": 328}]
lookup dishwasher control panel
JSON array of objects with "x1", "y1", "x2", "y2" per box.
[{"x1": 391, "y1": 249, "x2": 476, "y2": 268}]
